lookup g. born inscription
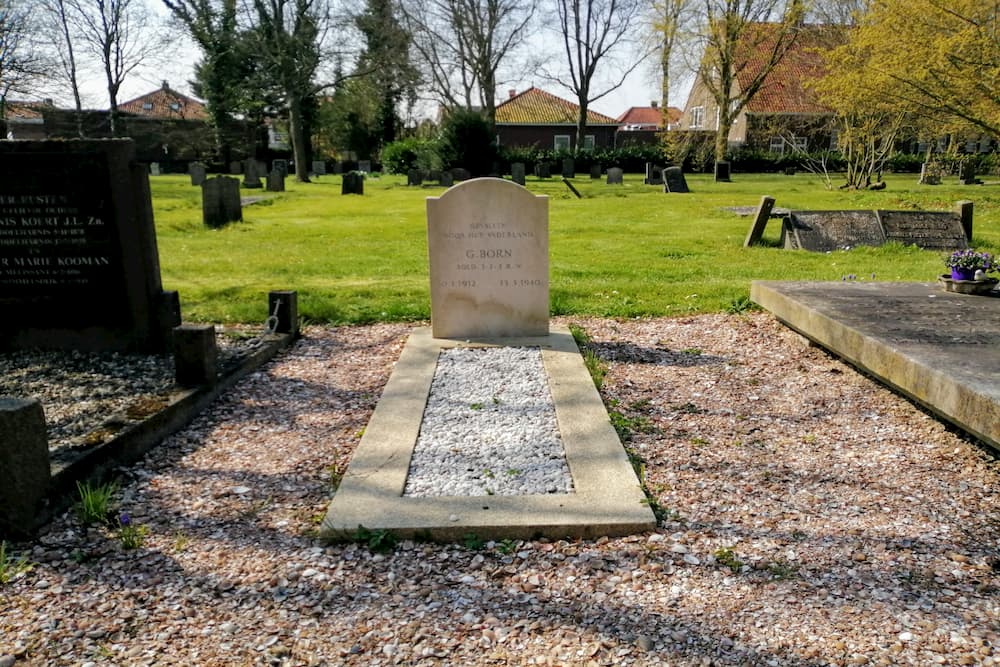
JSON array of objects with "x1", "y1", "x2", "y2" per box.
[{"x1": 427, "y1": 178, "x2": 549, "y2": 338}]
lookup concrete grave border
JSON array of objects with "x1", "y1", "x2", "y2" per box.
[{"x1": 321, "y1": 325, "x2": 656, "y2": 541}]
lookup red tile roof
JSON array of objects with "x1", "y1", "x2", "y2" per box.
[
  {"x1": 737, "y1": 23, "x2": 845, "y2": 114},
  {"x1": 617, "y1": 105, "x2": 682, "y2": 128},
  {"x1": 2, "y1": 100, "x2": 50, "y2": 121},
  {"x1": 119, "y1": 82, "x2": 208, "y2": 120},
  {"x1": 496, "y1": 87, "x2": 618, "y2": 125}
]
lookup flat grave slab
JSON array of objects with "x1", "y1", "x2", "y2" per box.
[
  {"x1": 751, "y1": 281, "x2": 999, "y2": 451},
  {"x1": 321, "y1": 325, "x2": 656, "y2": 541}
]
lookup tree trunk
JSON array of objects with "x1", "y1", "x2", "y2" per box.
[{"x1": 288, "y1": 93, "x2": 311, "y2": 183}]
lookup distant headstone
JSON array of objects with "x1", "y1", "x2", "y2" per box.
[
  {"x1": 427, "y1": 178, "x2": 549, "y2": 338},
  {"x1": 714, "y1": 161, "x2": 731, "y2": 182},
  {"x1": 203, "y1": 175, "x2": 243, "y2": 228},
  {"x1": 511, "y1": 162, "x2": 526, "y2": 186},
  {"x1": 358, "y1": 160, "x2": 372, "y2": 173},
  {"x1": 342, "y1": 171, "x2": 364, "y2": 195},
  {"x1": 590, "y1": 164, "x2": 602, "y2": 179},
  {"x1": 407, "y1": 169, "x2": 424, "y2": 186},
  {"x1": 0, "y1": 139, "x2": 180, "y2": 352},
  {"x1": 452, "y1": 167, "x2": 471, "y2": 181},
  {"x1": 876, "y1": 210, "x2": 968, "y2": 250},
  {"x1": 312, "y1": 160, "x2": 326, "y2": 175},
  {"x1": 332, "y1": 162, "x2": 343, "y2": 175},
  {"x1": 266, "y1": 168, "x2": 285, "y2": 192},
  {"x1": 243, "y1": 159, "x2": 263, "y2": 189},
  {"x1": 958, "y1": 162, "x2": 976, "y2": 185},
  {"x1": 663, "y1": 166, "x2": 690, "y2": 193},
  {"x1": 149, "y1": 162, "x2": 161, "y2": 176},
  {"x1": 272, "y1": 159, "x2": 288, "y2": 177},
  {"x1": 644, "y1": 162, "x2": 663, "y2": 185},
  {"x1": 783, "y1": 167, "x2": 796, "y2": 176},
  {"x1": 229, "y1": 160, "x2": 242, "y2": 175},
  {"x1": 439, "y1": 171, "x2": 454, "y2": 187},
  {"x1": 561, "y1": 158, "x2": 575, "y2": 178},
  {"x1": 491, "y1": 161, "x2": 503, "y2": 177},
  {"x1": 429, "y1": 169, "x2": 441, "y2": 181},
  {"x1": 919, "y1": 163, "x2": 941, "y2": 185},
  {"x1": 744, "y1": 196, "x2": 776, "y2": 247},
  {"x1": 956, "y1": 200, "x2": 974, "y2": 241},
  {"x1": 0, "y1": 397, "x2": 50, "y2": 536},
  {"x1": 535, "y1": 162, "x2": 551, "y2": 178},
  {"x1": 189, "y1": 162, "x2": 207, "y2": 186},
  {"x1": 606, "y1": 168, "x2": 623, "y2": 185}
]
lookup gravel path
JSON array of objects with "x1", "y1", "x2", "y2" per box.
[{"x1": 1, "y1": 314, "x2": 998, "y2": 666}]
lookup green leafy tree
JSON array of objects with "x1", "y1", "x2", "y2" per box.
[{"x1": 438, "y1": 107, "x2": 494, "y2": 174}]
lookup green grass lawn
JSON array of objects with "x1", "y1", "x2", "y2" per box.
[{"x1": 151, "y1": 171, "x2": 1000, "y2": 324}]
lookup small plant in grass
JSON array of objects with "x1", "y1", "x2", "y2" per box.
[
  {"x1": 0, "y1": 541, "x2": 33, "y2": 584},
  {"x1": 326, "y1": 464, "x2": 343, "y2": 492},
  {"x1": 463, "y1": 533, "x2": 485, "y2": 550},
  {"x1": 714, "y1": 547, "x2": 743, "y2": 573},
  {"x1": 116, "y1": 513, "x2": 149, "y2": 550},
  {"x1": 570, "y1": 324, "x2": 607, "y2": 389},
  {"x1": 681, "y1": 347, "x2": 702, "y2": 356},
  {"x1": 505, "y1": 468, "x2": 521, "y2": 476},
  {"x1": 496, "y1": 538, "x2": 518, "y2": 555},
  {"x1": 767, "y1": 560, "x2": 799, "y2": 580},
  {"x1": 354, "y1": 525, "x2": 397, "y2": 553},
  {"x1": 726, "y1": 295, "x2": 757, "y2": 314},
  {"x1": 470, "y1": 402, "x2": 484, "y2": 410},
  {"x1": 75, "y1": 480, "x2": 117, "y2": 526}
]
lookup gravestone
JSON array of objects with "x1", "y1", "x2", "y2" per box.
[
  {"x1": 919, "y1": 163, "x2": 941, "y2": 185},
  {"x1": 561, "y1": 158, "x2": 575, "y2": 178},
  {"x1": 0, "y1": 139, "x2": 180, "y2": 352},
  {"x1": 243, "y1": 159, "x2": 263, "y2": 188},
  {"x1": 511, "y1": 162, "x2": 526, "y2": 186},
  {"x1": 189, "y1": 162, "x2": 207, "y2": 186},
  {"x1": 877, "y1": 210, "x2": 968, "y2": 250},
  {"x1": 439, "y1": 171, "x2": 454, "y2": 187},
  {"x1": 663, "y1": 166, "x2": 690, "y2": 193},
  {"x1": 452, "y1": 167, "x2": 471, "y2": 181},
  {"x1": 312, "y1": 160, "x2": 327, "y2": 175},
  {"x1": 590, "y1": 164, "x2": 602, "y2": 179},
  {"x1": 342, "y1": 171, "x2": 364, "y2": 195},
  {"x1": 714, "y1": 160, "x2": 732, "y2": 182},
  {"x1": 202, "y1": 175, "x2": 243, "y2": 228},
  {"x1": 644, "y1": 162, "x2": 662, "y2": 185},
  {"x1": 606, "y1": 168, "x2": 623, "y2": 185},
  {"x1": 229, "y1": 160, "x2": 242, "y2": 175},
  {"x1": 535, "y1": 162, "x2": 551, "y2": 178},
  {"x1": 150, "y1": 162, "x2": 161, "y2": 176},
  {"x1": 358, "y1": 159, "x2": 372, "y2": 173},
  {"x1": 958, "y1": 162, "x2": 976, "y2": 185},
  {"x1": 332, "y1": 162, "x2": 343, "y2": 175},
  {"x1": 266, "y1": 168, "x2": 285, "y2": 192},
  {"x1": 408, "y1": 169, "x2": 424, "y2": 186},
  {"x1": 427, "y1": 178, "x2": 548, "y2": 338},
  {"x1": 272, "y1": 159, "x2": 288, "y2": 177},
  {"x1": 782, "y1": 211, "x2": 884, "y2": 251},
  {"x1": 744, "y1": 196, "x2": 776, "y2": 247},
  {"x1": 0, "y1": 397, "x2": 50, "y2": 536},
  {"x1": 491, "y1": 161, "x2": 503, "y2": 177}
]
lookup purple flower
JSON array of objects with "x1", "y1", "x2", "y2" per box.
[{"x1": 119, "y1": 513, "x2": 131, "y2": 526}]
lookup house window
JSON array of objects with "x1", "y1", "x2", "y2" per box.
[
  {"x1": 792, "y1": 136, "x2": 808, "y2": 152},
  {"x1": 829, "y1": 130, "x2": 840, "y2": 151},
  {"x1": 169, "y1": 102, "x2": 181, "y2": 111},
  {"x1": 690, "y1": 106, "x2": 704, "y2": 129},
  {"x1": 554, "y1": 135, "x2": 571, "y2": 151},
  {"x1": 769, "y1": 137, "x2": 785, "y2": 154},
  {"x1": 582, "y1": 135, "x2": 595, "y2": 151},
  {"x1": 142, "y1": 102, "x2": 153, "y2": 110}
]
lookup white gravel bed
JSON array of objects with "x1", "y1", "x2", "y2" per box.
[
  {"x1": 404, "y1": 346, "x2": 573, "y2": 497},
  {"x1": 1, "y1": 316, "x2": 998, "y2": 667}
]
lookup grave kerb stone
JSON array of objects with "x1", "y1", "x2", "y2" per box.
[{"x1": 0, "y1": 397, "x2": 50, "y2": 537}]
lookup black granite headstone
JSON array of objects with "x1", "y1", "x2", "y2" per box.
[
  {"x1": 663, "y1": 166, "x2": 690, "y2": 193},
  {"x1": 407, "y1": 169, "x2": 424, "y2": 186},
  {"x1": 782, "y1": 211, "x2": 883, "y2": 251},
  {"x1": 561, "y1": 158, "x2": 575, "y2": 178},
  {"x1": 714, "y1": 161, "x2": 731, "y2": 182},
  {"x1": 644, "y1": 162, "x2": 663, "y2": 185},
  {"x1": 272, "y1": 159, "x2": 288, "y2": 177},
  {"x1": 0, "y1": 139, "x2": 180, "y2": 352},
  {"x1": 342, "y1": 171, "x2": 364, "y2": 195},
  {"x1": 189, "y1": 162, "x2": 207, "y2": 186},
  {"x1": 535, "y1": 162, "x2": 551, "y2": 178},
  {"x1": 243, "y1": 159, "x2": 263, "y2": 188},
  {"x1": 877, "y1": 210, "x2": 968, "y2": 251},
  {"x1": 202, "y1": 175, "x2": 243, "y2": 228},
  {"x1": 451, "y1": 167, "x2": 471, "y2": 181},
  {"x1": 511, "y1": 163, "x2": 526, "y2": 186},
  {"x1": 266, "y1": 168, "x2": 286, "y2": 192},
  {"x1": 439, "y1": 171, "x2": 454, "y2": 187},
  {"x1": 312, "y1": 160, "x2": 327, "y2": 175},
  {"x1": 590, "y1": 164, "x2": 602, "y2": 179}
]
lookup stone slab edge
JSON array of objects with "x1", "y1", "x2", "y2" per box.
[
  {"x1": 321, "y1": 325, "x2": 656, "y2": 541},
  {"x1": 750, "y1": 281, "x2": 998, "y2": 452},
  {"x1": 23, "y1": 332, "x2": 298, "y2": 536}
]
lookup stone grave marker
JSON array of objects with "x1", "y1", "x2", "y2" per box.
[
  {"x1": 606, "y1": 168, "x2": 623, "y2": 184},
  {"x1": 332, "y1": 162, "x2": 343, "y2": 175},
  {"x1": 243, "y1": 158, "x2": 263, "y2": 188},
  {"x1": 663, "y1": 166, "x2": 689, "y2": 193},
  {"x1": 644, "y1": 162, "x2": 663, "y2": 185},
  {"x1": 782, "y1": 211, "x2": 883, "y2": 251},
  {"x1": 358, "y1": 159, "x2": 372, "y2": 173},
  {"x1": 439, "y1": 171, "x2": 454, "y2": 187},
  {"x1": 203, "y1": 175, "x2": 243, "y2": 228},
  {"x1": 272, "y1": 159, "x2": 288, "y2": 177},
  {"x1": 714, "y1": 160, "x2": 732, "y2": 182},
  {"x1": 407, "y1": 169, "x2": 424, "y2": 186},
  {"x1": 229, "y1": 160, "x2": 242, "y2": 174},
  {"x1": 426, "y1": 178, "x2": 548, "y2": 338},
  {"x1": 511, "y1": 162, "x2": 526, "y2": 186},
  {"x1": 590, "y1": 164, "x2": 602, "y2": 179},
  {"x1": 150, "y1": 162, "x2": 161, "y2": 176},
  {"x1": 877, "y1": 210, "x2": 968, "y2": 250},
  {"x1": 958, "y1": 162, "x2": 977, "y2": 185},
  {"x1": 266, "y1": 168, "x2": 285, "y2": 192},
  {"x1": 919, "y1": 163, "x2": 941, "y2": 185},
  {"x1": 189, "y1": 161, "x2": 207, "y2": 186},
  {"x1": 561, "y1": 158, "x2": 575, "y2": 178},
  {"x1": 312, "y1": 160, "x2": 326, "y2": 175},
  {"x1": 535, "y1": 162, "x2": 551, "y2": 178},
  {"x1": 452, "y1": 167, "x2": 471, "y2": 181},
  {"x1": 342, "y1": 171, "x2": 364, "y2": 195},
  {"x1": 744, "y1": 196, "x2": 776, "y2": 247},
  {"x1": 0, "y1": 139, "x2": 180, "y2": 352}
]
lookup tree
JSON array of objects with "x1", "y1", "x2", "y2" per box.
[
  {"x1": 402, "y1": 0, "x2": 536, "y2": 127},
  {"x1": 692, "y1": 0, "x2": 806, "y2": 163},
  {"x1": 806, "y1": 0, "x2": 866, "y2": 24},
  {"x1": 648, "y1": 0, "x2": 692, "y2": 124},
  {"x1": 39, "y1": 0, "x2": 85, "y2": 136},
  {"x1": 0, "y1": 0, "x2": 47, "y2": 114},
  {"x1": 67, "y1": 0, "x2": 168, "y2": 136},
  {"x1": 548, "y1": 0, "x2": 648, "y2": 151}
]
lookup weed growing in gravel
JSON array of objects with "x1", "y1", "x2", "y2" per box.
[
  {"x1": 354, "y1": 526, "x2": 397, "y2": 553},
  {"x1": 326, "y1": 464, "x2": 343, "y2": 492},
  {"x1": 681, "y1": 348, "x2": 703, "y2": 356},
  {"x1": 570, "y1": 324, "x2": 608, "y2": 389},
  {"x1": 726, "y1": 295, "x2": 758, "y2": 314},
  {"x1": 75, "y1": 480, "x2": 117, "y2": 526},
  {"x1": 0, "y1": 541, "x2": 33, "y2": 584},
  {"x1": 714, "y1": 547, "x2": 744, "y2": 573},
  {"x1": 463, "y1": 533, "x2": 485, "y2": 550},
  {"x1": 116, "y1": 513, "x2": 149, "y2": 550},
  {"x1": 470, "y1": 402, "x2": 484, "y2": 410},
  {"x1": 767, "y1": 560, "x2": 799, "y2": 580},
  {"x1": 496, "y1": 539, "x2": 518, "y2": 555},
  {"x1": 172, "y1": 532, "x2": 191, "y2": 552}
]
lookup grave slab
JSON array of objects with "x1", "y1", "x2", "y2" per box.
[
  {"x1": 751, "y1": 281, "x2": 999, "y2": 451},
  {"x1": 320, "y1": 325, "x2": 656, "y2": 541}
]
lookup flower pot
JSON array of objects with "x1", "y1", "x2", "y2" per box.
[{"x1": 950, "y1": 267, "x2": 978, "y2": 281}]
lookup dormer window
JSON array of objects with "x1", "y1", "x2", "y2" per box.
[
  {"x1": 142, "y1": 102, "x2": 153, "y2": 110},
  {"x1": 169, "y1": 102, "x2": 181, "y2": 111}
]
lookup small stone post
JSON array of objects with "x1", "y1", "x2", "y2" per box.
[
  {"x1": 744, "y1": 196, "x2": 776, "y2": 247},
  {"x1": 173, "y1": 324, "x2": 217, "y2": 386},
  {"x1": 0, "y1": 397, "x2": 51, "y2": 536},
  {"x1": 955, "y1": 200, "x2": 974, "y2": 242}
]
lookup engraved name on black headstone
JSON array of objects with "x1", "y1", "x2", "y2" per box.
[{"x1": 876, "y1": 210, "x2": 968, "y2": 251}]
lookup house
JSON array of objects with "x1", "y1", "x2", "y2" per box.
[
  {"x1": 118, "y1": 81, "x2": 209, "y2": 121},
  {"x1": 680, "y1": 23, "x2": 845, "y2": 154},
  {"x1": 2, "y1": 100, "x2": 54, "y2": 139},
  {"x1": 615, "y1": 102, "x2": 682, "y2": 146},
  {"x1": 495, "y1": 87, "x2": 619, "y2": 151}
]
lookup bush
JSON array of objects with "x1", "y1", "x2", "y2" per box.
[
  {"x1": 438, "y1": 109, "x2": 496, "y2": 176},
  {"x1": 380, "y1": 138, "x2": 441, "y2": 175},
  {"x1": 498, "y1": 144, "x2": 669, "y2": 174}
]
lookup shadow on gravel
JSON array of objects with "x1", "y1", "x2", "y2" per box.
[{"x1": 590, "y1": 341, "x2": 727, "y2": 367}]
